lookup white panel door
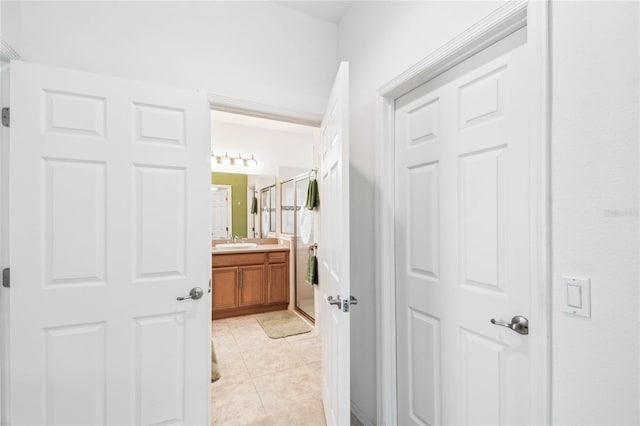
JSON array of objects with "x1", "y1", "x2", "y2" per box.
[
  {"x1": 9, "y1": 61, "x2": 211, "y2": 426},
  {"x1": 211, "y1": 186, "x2": 230, "y2": 240},
  {"x1": 319, "y1": 62, "x2": 350, "y2": 426},
  {"x1": 395, "y1": 28, "x2": 537, "y2": 425}
]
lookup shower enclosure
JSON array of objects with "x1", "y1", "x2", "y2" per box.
[{"x1": 281, "y1": 174, "x2": 315, "y2": 321}]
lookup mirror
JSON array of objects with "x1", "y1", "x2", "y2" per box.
[{"x1": 211, "y1": 172, "x2": 275, "y2": 239}]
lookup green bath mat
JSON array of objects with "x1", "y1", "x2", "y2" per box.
[{"x1": 255, "y1": 310, "x2": 312, "y2": 339}]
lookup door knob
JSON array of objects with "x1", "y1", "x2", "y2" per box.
[
  {"x1": 490, "y1": 315, "x2": 529, "y2": 335},
  {"x1": 177, "y1": 287, "x2": 204, "y2": 301},
  {"x1": 327, "y1": 295, "x2": 342, "y2": 309}
]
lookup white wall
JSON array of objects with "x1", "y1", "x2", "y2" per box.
[
  {"x1": 551, "y1": 2, "x2": 639, "y2": 424},
  {"x1": 17, "y1": 1, "x2": 337, "y2": 114},
  {"x1": 211, "y1": 120, "x2": 314, "y2": 178},
  {"x1": 1, "y1": 0, "x2": 20, "y2": 54},
  {"x1": 338, "y1": 2, "x2": 504, "y2": 422}
]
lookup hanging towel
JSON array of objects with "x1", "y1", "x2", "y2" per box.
[
  {"x1": 305, "y1": 179, "x2": 320, "y2": 210},
  {"x1": 306, "y1": 252, "x2": 318, "y2": 285},
  {"x1": 211, "y1": 340, "x2": 221, "y2": 382},
  {"x1": 250, "y1": 196, "x2": 258, "y2": 214}
]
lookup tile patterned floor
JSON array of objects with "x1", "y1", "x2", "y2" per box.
[{"x1": 211, "y1": 312, "x2": 325, "y2": 426}]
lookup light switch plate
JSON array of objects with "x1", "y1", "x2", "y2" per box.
[{"x1": 562, "y1": 276, "x2": 591, "y2": 318}]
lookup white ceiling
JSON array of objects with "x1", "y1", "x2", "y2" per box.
[{"x1": 273, "y1": 1, "x2": 355, "y2": 23}]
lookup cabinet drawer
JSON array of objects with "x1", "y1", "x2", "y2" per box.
[
  {"x1": 213, "y1": 252, "x2": 265, "y2": 267},
  {"x1": 267, "y1": 251, "x2": 288, "y2": 264}
]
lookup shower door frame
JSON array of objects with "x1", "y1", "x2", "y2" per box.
[{"x1": 288, "y1": 173, "x2": 316, "y2": 323}]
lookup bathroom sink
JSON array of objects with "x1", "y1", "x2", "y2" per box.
[{"x1": 215, "y1": 243, "x2": 258, "y2": 250}]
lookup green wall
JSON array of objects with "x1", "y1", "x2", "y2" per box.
[{"x1": 211, "y1": 172, "x2": 248, "y2": 237}]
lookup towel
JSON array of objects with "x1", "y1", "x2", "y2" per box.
[
  {"x1": 305, "y1": 179, "x2": 320, "y2": 210},
  {"x1": 211, "y1": 340, "x2": 221, "y2": 382},
  {"x1": 250, "y1": 196, "x2": 258, "y2": 214},
  {"x1": 306, "y1": 254, "x2": 318, "y2": 285}
]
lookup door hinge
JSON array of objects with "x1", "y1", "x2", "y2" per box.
[
  {"x1": 2, "y1": 108, "x2": 9, "y2": 128},
  {"x1": 2, "y1": 268, "x2": 10, "y2": 288}
]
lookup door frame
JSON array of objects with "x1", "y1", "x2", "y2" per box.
[
  {"x1": 0, "y1": 39, "x2": 22, "y2": 424},
  {"x1": 374, "y1": 1, "x2": 551, "y2": 424},
  {"x1": 211, "y1": 184, "x2": 232, "y2": 239}
]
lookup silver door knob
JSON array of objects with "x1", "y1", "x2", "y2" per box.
[
  {"x1": 327, "y1": 295, "x2": 342, "y2": 309},
  {"x1": 490, "y1": 315, "x2": 529, "y2": 335},
  {"x1": 177, "y1": 287, "x2": 204, "y2": 301}
]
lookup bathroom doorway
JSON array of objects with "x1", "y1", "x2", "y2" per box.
[{"x1": 208, "y1": 108, "x2": 323, "y2": 425}]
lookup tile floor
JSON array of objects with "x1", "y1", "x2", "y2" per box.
[{"x1": 211, "y1": 311, "x2": 325, "y2": 426}]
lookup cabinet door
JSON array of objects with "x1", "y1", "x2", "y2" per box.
[
  {"x1": 238, "y1": 265, "x2": 265, "y2": 307},
  {"x1": 212, "y1": 267, "x2": 238, "y2": 311},
  {"x1": 267, "y1": 263, "x2": 289, "y2": 305}
]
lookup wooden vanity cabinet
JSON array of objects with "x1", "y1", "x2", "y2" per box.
[
  {"x1": 212, "y1": 249, "x2": 289, "y2": 319},
  {"x1": 266, "y1": 251, "x2": 288, "y2": 305},
  {"x1": 238, "y1": 265, "x2": 265, "y2": 307},
  {"x1": 211, "y1": 267, "x2": 238, "y2": 311}
]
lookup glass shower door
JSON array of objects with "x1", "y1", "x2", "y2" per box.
[{"x1": 295, "y1": 176, "x2": 315, "y2": 321}]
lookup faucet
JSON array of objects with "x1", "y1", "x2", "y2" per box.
[{"x1": 233, "y1": 235, "x2": 240, "y2": 243}]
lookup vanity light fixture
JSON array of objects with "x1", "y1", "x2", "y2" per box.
[
  {"x1": 244, "y1": 154, "x2": 258, "y2": 167},
  {"x1": 219, "y1": 152, "x2": 231, "y2": 165},
  {"x1": 230, "y1": 153, "x2": 242, "y2": 166},
  {"x1": 210, "y1": 152, "x2": 258, "y2": 168}
]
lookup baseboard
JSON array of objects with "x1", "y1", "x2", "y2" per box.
[{"x1": 351, "y1": 400, "x2": 375, "y2": 426}]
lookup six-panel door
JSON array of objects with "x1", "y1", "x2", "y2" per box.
[
  {"x1": 9, "y1": 61, "x2": 211, "y2": 425},
  {"x1": 394, "y1": 28, "x2": 536, "y2": 425}
]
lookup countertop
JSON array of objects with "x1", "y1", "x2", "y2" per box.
[{"x1": 211, "y1": 243, "x2": 289, "y2": 255}]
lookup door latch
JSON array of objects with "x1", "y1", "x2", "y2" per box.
[{"x1": 343, "y1": 295, "x2": 358, "y2": 312}]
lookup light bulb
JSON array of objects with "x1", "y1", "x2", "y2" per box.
[{"x1": 246, "y1": 155, "x2": 258, "y2": 167}]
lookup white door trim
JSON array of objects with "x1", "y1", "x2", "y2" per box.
[
  {"x1": 208, "y1": 94, "x2": 322, "y2": 127},
  {"x1": 374, "y1": 1, "x2": 551, "y2": 424},
  {"x1": 0, "y1": 58, "x2": 11, "y2": 426}
]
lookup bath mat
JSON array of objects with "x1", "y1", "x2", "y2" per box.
[
  {"x1": 211, "y1": 340, "x2": 221, "y2": 383},
  {"x1": 255, "y1": 310, "x2": 312, "y2": 339}
]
